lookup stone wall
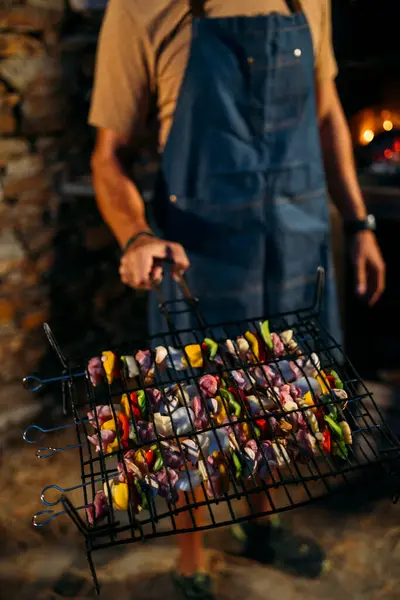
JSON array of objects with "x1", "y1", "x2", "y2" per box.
[{"x1": 0, "y1": 2, "x2": 157, "y2": 383}]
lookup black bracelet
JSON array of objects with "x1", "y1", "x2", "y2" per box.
[{"x1": 122, "y1": 231, "x2": 156, "y2": 254}]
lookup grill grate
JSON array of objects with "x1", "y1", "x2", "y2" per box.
[{"x1": 23, "y1": 268, "x2": 400, "y2": 594}]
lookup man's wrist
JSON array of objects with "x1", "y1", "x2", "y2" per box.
[
  {"x1": 118, "y1": 222, "x2": 151, "y2": 248},
  {"x1": 122, "y1": 230, "x2": 156, "y2": 254},
  {"x1": 344, "y1": 214, "x2": 376, "y2": 235}
]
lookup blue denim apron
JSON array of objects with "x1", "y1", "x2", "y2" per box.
[{"x1": 150, "y1": 0, "x2": 340, "y2": 343}]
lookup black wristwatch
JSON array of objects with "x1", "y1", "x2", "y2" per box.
[{"x1": 345, "y1": 214, "x2": 376, "y2": 235}]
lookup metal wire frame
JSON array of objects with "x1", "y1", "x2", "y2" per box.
[{"x1": 28, "y1": 269, "x2": 400, "y2": 594}]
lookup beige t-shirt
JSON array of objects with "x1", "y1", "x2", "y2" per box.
[{"x1": 89, "y1": 0, "x2": 337, "y2": 149}]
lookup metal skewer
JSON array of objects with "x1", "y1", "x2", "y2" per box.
[
  {"x1": 23, "y1": 419, "x2": 93, "y2": 444},
  {"x1": 23, "y1": 372, "x2": 86, "y2": 393},
  {"x1": 41, "y1": 473, "x2": 118, "y2": 506}
]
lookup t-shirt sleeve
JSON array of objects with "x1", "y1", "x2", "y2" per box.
[
  {"x1": 88, "y1": 0, "x2": 154, "y2": 138},
  {"x1": 315, "y1": 0, "x2": 338, "y2": 82}
]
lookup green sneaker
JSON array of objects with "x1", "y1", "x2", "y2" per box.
[
  {"x1": 172, "y1": 572, "x2": 216, "y2": 600},
  {"x1": 231, "y1": 518, "x2": 330, "y2": 579}
]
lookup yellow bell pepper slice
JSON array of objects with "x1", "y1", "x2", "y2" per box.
[
  {"x1": 107, "y1": 438, "x2": 120, "y2": 452},
  {"x1": 120, "y1": 393, "x2": 130, "y2": 416},
  {"x1": 101, "y1": 418, "x2": 117, "y2": 431},
  {"x1": 112, "y1": 482, "x2": 129, "y2": 510},
  {"x1": 316, "y1": 373, "x2": 330, "y2": 395},
  {"x1": 214, "y1": 396, "x2": 228, "y2": 425},
  {"x1": 182, "y1": 344, "x2": 203, "y2": 368},
  {"x1": 242, "y1": 422, "x2": 250, "y2": 441},
  {"x1": 135, "y1": 449, "x2": 146, "y2": 468},
  {"x1": 102, "y1": 351, "x2": 116, "y2": 384},
  {"x1": 245, "y1": 331, "x2": 259, "y2": 361},
  {"x1": 302, "y1": 391, "x2": 318, "y2": 413},
  {"x1": 101, "y1": 417, "x2": 119, "y2": 452}
]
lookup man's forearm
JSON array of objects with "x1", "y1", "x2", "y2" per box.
[
  {"x1": 91, "y1": 154, "x2": 151, "y2": 249},
  {"x1": 319, "y1": 86, "x2": 367, "y2": 222}
]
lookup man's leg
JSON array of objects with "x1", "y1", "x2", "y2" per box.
[
  {"x1": 172, "y1": 490, "x2": 215, "y2": 599},
  {"x1": 175, "y1": 502, "x2": 207, "y2": 576},
  {"x1": 231, "y1": 484, "x2": 329, "y2": 578}
]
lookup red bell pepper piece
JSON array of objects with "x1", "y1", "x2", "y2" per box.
[
  {"x1": 322, "y1": 429, "x2": 331, "y2": 453},
  {"x1": 315, "y1": 409, "x2": 326, "y2": 430},
  {"x1": 145, "y1": 449, "x2": 154, "y2": 468},
  {"x1": 326, "y1": 375, "x2": 336, "y2": 389},
  {"x1": 254, "y1": 331, "x2": 267, "y2": 362},
  {"x1": 255, "y1": 418, "x2": 268, "y2": 435},
  {"x1": 129, "y1": 392, "x2": 141, "y2": 420},
  {"x1": 227, "y1": 386, "x2": 238, "y2": 398},
  {"x1": 227, "y1": 386, "x2": 249, "y2": 413},
  {"x1": 118, "y1": 412, "x2": 130, "y2": 448}
]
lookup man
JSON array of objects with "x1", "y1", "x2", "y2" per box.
[{"x1": 89, "y1": 1, "x2": 385, "y2": 598}]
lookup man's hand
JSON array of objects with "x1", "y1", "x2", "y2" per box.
[
  {"x1": 119, "y1": 236, "x2": 190, "y2": 290},
  {"x1": 351, "y1": 231, "x2": 386, "y2": 306}
]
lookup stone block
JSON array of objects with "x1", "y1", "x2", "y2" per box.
[
  {"x1": 0, "y1": 107, "x2": 16, "y2": 135},
  {"x1": 0, "y1": 91, "x2": 20, "y2": 109},
  {"x1": 0, "y1": 138, "x2": 30, "y2": 160},
  {"x1": 3, "y1": 172, "x2": 51, "y2": 197},
  {"x1": 0, "y1": 32, "x2": 45, "y2": 58},
  {"x1": 22, "y1": 76, "x2": 69, "y2": 133},
  {"x1": 0, "y1": 55, "x2": 60, "y2": 92},
  {"x1": 18, "y1": 186, "x2": 53, "y2": 205},
  {"x1": 4, "y1": 154, "x2": 44, "y2": 184},
  {"x1": 0, "y1": 298, "x2": 15, "y2": 324},
  {"x1": 0, "y1": 6, "x2": 62, "y2": 32},
  {"x1": 22, "y1": 98, "x2": 68, "y2": 133},
  {"x1": 0, "y1": 229, "x2": 25, "y2": 276}
]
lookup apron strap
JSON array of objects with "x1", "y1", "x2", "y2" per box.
[
  {"x1": 285, "y1": 0, "x2": 303, "y2": 13},
  {"x1": 190, "y1": 0, "x2": 206, "y2": 18}
]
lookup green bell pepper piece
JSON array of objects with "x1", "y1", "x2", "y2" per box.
[
  {"x1": 134, "y1": 479, "x2": 148, "y2": 510},
  {"x1": 329, "y1": 369, "x2": 344, "y2": 390},
  {"x1": 151, "y1": 446, "x2": 164, "y2": 472},
  {"x1": 204, "y1": 338, "x2": 218, "y2": 359},
  {"x1": 141, "y1": 490, "x2": 148, "y2": 510},
  {"x1": 137, "y1": 390, "x2": 148, "y2": 421},
  {"x1": 230, "y1": 399, "x2": 241, "y2": 418},
  {"x1": 260, "y1": 320, "x2": 273, "y2": 350},
  {"x1": 232, "y1": 451, "x2": 242, "y2": 480},
  {"x1": 324, "y1": 415, "x2": 344, "y2": 440},
  {"x1": 320, "y1": 394, "x2": 338, "y2": 419},
  {"x1": 153, "y1": 456, "x2": 164, "y2": 472},
  {"x1": 221, "y1": 388, "x2": 241, "y2": 417},
  {"x1": 129, "y1": 424, "x2": 137, "y2": 442},
  {"x1": 332, "y1": 440, "x2": 348, "y2": 460}
]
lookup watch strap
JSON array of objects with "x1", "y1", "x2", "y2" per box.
[{"x1": 345, "y1": 214, "x2": 376, "y2": 235}]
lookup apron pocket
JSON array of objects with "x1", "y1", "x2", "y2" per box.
[
  {"x1": 267, "y1": 188, "x2": 330, "y2": 295},
  {"x1": 196, "y1": 170, "x2": 265, "y2": 231}
]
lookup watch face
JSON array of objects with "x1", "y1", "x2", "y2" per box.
[{"x1": 366, "y1": 214, "x2": 376, "y2": 230}]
